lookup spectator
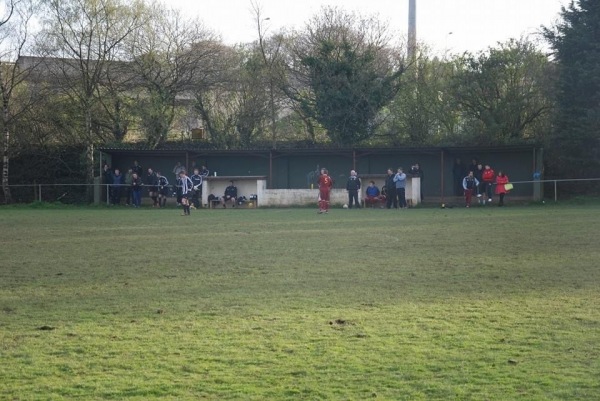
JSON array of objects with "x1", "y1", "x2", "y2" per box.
[
  {"x1": 385, "y1": 168, "x2": 397, "y2": 209},
  {"x1": 110, "y1": 168, "x2": 123, "y2": 205},
  {"x1": 410, "y1": 162, "x2": 424, "y2": 201},
  {"x1": 222, "y1": 181, "x2": 238, "y2": 208},
  {"x1": 393, "y1": 167, "x2": 407, "y2": 209},
  {"x1": 103, "y1": 163, "x2": 113, "y2": 201},
  {"x1": 346, "y1": 170, "x2": 361, "y2": 209},
  {"x1": 365, "y1": 181, "x2": 383, "y2": 208},
  {"x1": 132, "y1": 160, "x2": 143, "y2": 177},
  {"x1": 172, "y1": 162, "x2": 185, "y2": 180},
  {"x1": 468, "y1": 158, "x2": 479, "y2": 174},
  {"x1": 482, "y1": 164, "x2": 496, "y2": 203},
  {"x1": 462, "y1": 170, "x2": 479, "y2": 208},
  {"x1": 131, "y1": 172, "x2": 142, "y2": 208},
  {"x1": 145, "y1": 168, "x2": 159, "y2": 207},
  {"x1": 317, "y1": 168, "x2": 333, "y2": 214},
  {"x1": 495, "y1": 170, "x2": 510, "y2": 206},
  {"x1": 200, "y1": 165, "x2": 210, "y2": 177}
]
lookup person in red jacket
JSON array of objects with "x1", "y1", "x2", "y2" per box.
[
  {"x1": 495, "y1": 171, "x2": 510, "y2": 206},
  {"x1": 318, "y1": 168, "x2": 333, "y2": 214},
  {"x1": 482, "y1": 164, "x2": 496, "y2": 203}
]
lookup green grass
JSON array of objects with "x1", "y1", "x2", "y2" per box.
[{"x1": 1, "y1": 204, "x2": 599, "y2": 400}]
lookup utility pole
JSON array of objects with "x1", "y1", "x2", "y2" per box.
[{"x1": 408, "y1": 0, "x2": 417, "y2": 62}]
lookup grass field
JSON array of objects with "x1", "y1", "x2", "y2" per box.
[{"x1": 1, "y1": 204, "x2": 599, "y2": 400}]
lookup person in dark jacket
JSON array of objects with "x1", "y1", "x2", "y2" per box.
[
  {"x1": 345, "y1": 170, "x2": 361, "y2": 209},
  {"x1": 110, "y1": 168, "x2": 123, "y2": 205},
  {"x1": 131, "y1": 172, "x2": 142, "y2": 208},
  {"x1": 145, "y1": 168, "x2": 159, "y2": 207},
  {"x1": 222, "y1": 181, "x2": 238, "y2": 208},
  {"x1": 131, "y1": 160, "x2": 143, "y2": 177},
  {"x1": 385, "y1": 168, "x2": 397, "y2": 209}
]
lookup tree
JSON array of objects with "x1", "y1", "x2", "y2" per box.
[
  {"x1": 544, "y1": 0, "x2": 600, "y2": 177},
  {"x1": 375, "y1": 53, "x2": 460, "y2": 146},
  {"x1": 450, "y1": 39, "x2": 554, "y2": 145},
  {"x1": 251, "y1": 0, "x2": 286, "y2": 148},
  {"x1": 193, "y1": 44, "x2": 271, "y2": 149},
  {"x1": 284, "y1": 7, "x2": 404, "y2": 146},
  {"x1": 128, "y1": 4, "x2": 219, "y2": 148},
  {"x1": 1, "y1": 0, "x2": 40, "y2": 203},
  {"x1": 40, "y1": 0, "x2": 143, "y2": 194}
]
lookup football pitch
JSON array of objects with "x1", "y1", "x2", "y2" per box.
[{"x1": 1, "y1": 204, "x2": 599, "y2": 400}]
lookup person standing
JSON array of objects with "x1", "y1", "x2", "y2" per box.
[
  {"x1": 178, "y1": 170, "x2": 193, "y2": 216},
  {"x1": 318, "y1": 168, "x2": 333, "y2": 214},
  {"x1": 495, "y1": 171, "x2": 510, "y2": 206},
  {"x1": 394, "y1": 167, "x2": 407, "y2": 209},
  {"x1": 172, "y1": 162, "x2": 185, "y2": 180},
  {"x1": 110, "y1": 168, "x2": 123, "y2": 205},
  {"x1": 190, "y1": 168, "x2": 203, "y2": 209},
  {"x1": 102, "y1": 163, "x2": 113, "y2": 202},
  {"x1": 200, "y1": 165, "x2": 210, "y2": 177},
  {"x1": 462, "y1": 170, "x2": 479, "y2": 208},
  {"x1": 410, "y1": 162, "x2": 424, "y2": 201},
  {"x1": 131, "y1": 160, "x2": 143, "y2": 179},
  {"x1": 145, "y1": 168, "x2": 159, "y2": 207},
  {"x1": 385, "y1": 168, "x2": 397, "y2": 209},
  {"x1": 131, "y1": 172, "x2": 142, "y2": 208},
  {"x1": 346, "y1": 170, "x2": 361, "y2": 209},
  {"x1": 482, "y1": 164, "x2": 496, "y2": 203},
  {"x1": 156, "y1": 170, "x2": 169, "y2": 208}
]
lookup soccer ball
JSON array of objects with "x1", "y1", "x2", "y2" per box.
[{"x1": 343, "y1": 204, "x2": 348, "y2": 209}]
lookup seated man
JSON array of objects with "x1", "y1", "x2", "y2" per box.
[
  {"x1": 222, "y1": 181, "x2": 238, "y2": 208},
  {"x1": 365, "y1": 181, "x2": 384, "y2": 208}
]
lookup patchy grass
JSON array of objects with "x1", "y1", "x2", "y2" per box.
[{"x1": 0, "y1": 205, "x2": 599, "y2": 400}]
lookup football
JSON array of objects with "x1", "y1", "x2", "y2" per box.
[{"x1": 343, "y1": 204, "x2": 348, "y2": 209}]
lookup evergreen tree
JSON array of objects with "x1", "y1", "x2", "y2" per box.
[{"x1": 544, "y1": 0, "x2": 600, "y2": 176}]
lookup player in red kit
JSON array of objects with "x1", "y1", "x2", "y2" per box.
[{"x1": 318, "y1": 168, "x2": 333, "y2": 214}]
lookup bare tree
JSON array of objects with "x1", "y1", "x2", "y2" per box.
[
  {"x1": 40, "y1": 0, "x2": 144, "y2": 196},
  {"x1": 251, "y1": 0, "x2": 286, "y2": 148},
  {"x1": 1, "y1": 0, "x2": 40, "y2": 203},
  {"x1": 128, "y1": 4, "x2": 220, "y2": 148}
]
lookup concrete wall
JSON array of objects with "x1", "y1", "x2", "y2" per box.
[{"x1": 254, "y1": 177, "x2": 421, "y2": 207}]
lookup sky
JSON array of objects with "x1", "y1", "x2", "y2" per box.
[{"x1": 164, "y1": 0, "x2": 569, "y2": 55}]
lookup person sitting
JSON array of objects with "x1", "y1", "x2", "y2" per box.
[
  {"x1": 222, "y1": 181, "x2": 238, "y2": 208},
  {"x1": 365, "y1": 181, "x2": 384, "y2": 208}
]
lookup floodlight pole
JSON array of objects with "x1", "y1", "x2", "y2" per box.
[{"x1": 408, "y1": 0, "x2": 417, "y2": 62}]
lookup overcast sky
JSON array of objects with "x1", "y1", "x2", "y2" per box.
[{"x1": 165, "y1": 0, "x2": 568, "y2": 54}]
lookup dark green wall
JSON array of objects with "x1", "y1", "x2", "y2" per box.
[{"x1": 108, "y1": 147, "x2": 538, "y2": 197}]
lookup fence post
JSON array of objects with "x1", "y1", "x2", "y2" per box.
[
  {"x1": 106, "y1": 184, "x2": 110, "y2": 205},
  {"x1": 39, "y1": 184, "x2": 42, "y2": 202},
  {"x1": 554, "y1": 180, "x2": 558, "y2": 202}
]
